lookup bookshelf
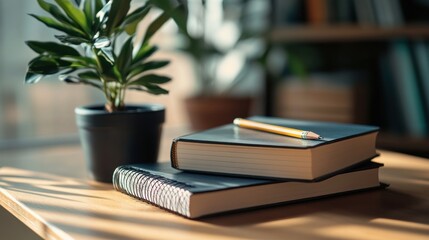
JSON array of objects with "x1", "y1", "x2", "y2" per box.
[
  {"x1": 268, "y1": 0, "x2": 429, "y2": 157},
  {"x1": 270, "y1": 25, "x2": 429, "y2": 42}
]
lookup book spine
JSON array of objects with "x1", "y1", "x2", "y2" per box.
[
  {"x1": 306, "y1": 0, "x2": 328, "y2": 25},
  {"x1": 354, "y1": 0, "x2": 377, "y2": 26},
  {"x1": 390, "y1": 40, "x2": 427, "y2": 137},
  {"x1": 170, "y1": 139, "x2": 179, "y2": 168},
  {"x1": 413, "y1": 41, "x2": 429, "y2": 127},
  {"x1": 113, "y1": 166, "x2": 192, "y2": 217}
]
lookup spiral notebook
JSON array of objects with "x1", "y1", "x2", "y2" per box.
[{"x1": 113, "y1": 162, "x2": 383, "y2": 219}]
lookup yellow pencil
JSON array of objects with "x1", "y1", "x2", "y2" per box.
[{"x1": 233, "y1": 118, "x2": 322, "y2": 140}]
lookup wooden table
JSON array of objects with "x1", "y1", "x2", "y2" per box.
[{"x1": 0, "y1": 136, "x2": 428, "y2": 239}]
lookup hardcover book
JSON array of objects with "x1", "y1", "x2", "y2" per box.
[
  {"x1": 113, "y1": 162, "x2": 383, "y2": 219},
  {"x1": 171, "y1": 116, "x2": 379, "y2": 180}
]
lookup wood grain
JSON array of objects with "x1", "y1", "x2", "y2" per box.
[{"x1": 1, "y1": 145, "x2": 429, "y2": 239}]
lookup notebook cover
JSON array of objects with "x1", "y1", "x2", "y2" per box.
[
  {"x1": 115, "y1": 161, "x2": 382, "y2": 194},
  {"x1": 173, "y1": 116, "x2": 379, "y2": 149}
]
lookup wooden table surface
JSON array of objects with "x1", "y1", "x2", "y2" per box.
[{"x1": 0, "y1": 132, "x2": 428, "y2": 239}]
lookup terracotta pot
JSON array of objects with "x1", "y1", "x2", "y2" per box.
[
  {"x1": 75, "y1": 104, "x2": 165, "y2": 182},
  {"x1": 184, "y1": 96, "x2": 253, "y2": 130}
]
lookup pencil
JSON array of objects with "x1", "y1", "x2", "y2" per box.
[{"x1": 233, "y1": 118, "x2": 322, "y2": 140}]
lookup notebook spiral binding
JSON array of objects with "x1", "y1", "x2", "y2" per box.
[{"x1": 113, "y1": 166, "x2": 192, "y2": 217}]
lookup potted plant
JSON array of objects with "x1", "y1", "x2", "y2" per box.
[
  {"x1": 154, "y1": 0, "x2": 269, "y2": 130},
  {"x1": 25, "y1": 0, "x2": 177, "y2": 182}
]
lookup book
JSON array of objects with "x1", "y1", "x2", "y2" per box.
[
  {"x1": 273, "y1": 0, "x2": 305, "y2": 26},
  {"x1": 373, "y1": 0, "x2": 404, "y2": 28},
  {"x1": 389, "y1": 40, "x2": 427, "y2": 137},
  {"x1": 306, "y1": 0, "x2": 328, "y2": 25},
  {"x1": 335, "y1": 0, "x2": 355, "y2": 24},
  {"x1": 413, "y1": 41, "x2": 429, "y2": 130},
  {"x1": 171, "y1": 116, "x2": 379, "y2": 180},
  {"x1": 113, "y1": 162, "x2": 383, "y2": 219},
  {"x1": 354, "y1": 0, "x2": 377, "y2": 26}
]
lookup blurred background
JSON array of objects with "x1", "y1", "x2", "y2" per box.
[{"x1": 1, "y1": 0, "x2": 429, "y2": 157}]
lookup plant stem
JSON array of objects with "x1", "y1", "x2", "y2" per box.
[
  {"x1": 119, "y1": 85, "x2": 126, "y2": 109},
  {"x1": 91, "y1": 47, "x2": 116, "y2": 112}
]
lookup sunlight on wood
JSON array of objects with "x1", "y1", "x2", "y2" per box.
[
  {"x1": 372, "y1": 218, "x2": 429, "y2": 232},
  {"x1": 317, "y1": 220, "x2": 429, "y2": 240},
  {"x1": 1, "y1": 149, "x2": 429, "y2": 239}
]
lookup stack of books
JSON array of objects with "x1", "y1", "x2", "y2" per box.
[{"x1": 113, "y1": 116, "x2": 385, "y2": 219}]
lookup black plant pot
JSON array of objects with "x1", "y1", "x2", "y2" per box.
[{"x1": 75, "y1": 104, "x2": 165, "y2": 183}]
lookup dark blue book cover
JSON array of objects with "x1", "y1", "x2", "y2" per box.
[{"x1": 173, "y1": 116, "x2": 379, "y2": 149}]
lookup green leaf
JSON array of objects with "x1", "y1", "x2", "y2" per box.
[
  {"x1": 56, "y1": 58, "x2": 74, "y2": 68},
  {"x1": 112, "y1": 65, "x2": 123, "y2": 82},
  {"x1": 54, "y1": 0, "x2": 90, "y2": 34},
  {"x1": 93, "y1": 37, "x2": 111, "y2": 48},
  {"x1": 142, "y1": 60, "x2": 170, "y2": 71},
  {"x1": 147, "y1": 0, "x2": 175, "y2": 11},
  {"x1": 56, "y1": 55, "x2": 97, "y2": 70},
  {"x1": 26, "y1": 41, "x2": 81, "y2": 56},
  {"x1": 147, "y1": 84, "x2": 169, "y2": 95},
  {"x1": 169, "y1": 6, "x2": 188, "y2": 36},
  {"x1": 106, "y1": 0, "x2": 131, "y2": 35},
  {"x1": 128, "y1": 73, "x2": 171, "y2": 95},
  {"x1": 78, "y1": 70, "x2": 100, "y2": 80},
  {"x1": 97, "y1": 47, "x2": 114, "y2": 65},
  {"x1": 29, "y1": 14, "x2": 87, "y2": 38},
  {"x1": 128, "y1": 60, "x2": 170, "y2": 79},
  {"x1": 97, "y1": 49, "x2": 113, "y2": 68},
  {"x1": 142, "y1": 9, "x2": 172, "y2": 44},
  {"x1": 28, "y1": 57, "x2": 60, "y2": 75},
  {"x1": 94, "y1": 0, "x2": 105, "y2": 13},
  {"x1": 69, "y1": 62, "x2": 90, "y2": 69},
  {"x1": 123, "y1": 4, "x2": 150, "y2": 35},
  {"x1": 82, "y1": 0, "x2": 94, "y2": 28},
  {"x1": 95, "y1": 0, "x2": 111, "y2": 24},
  {"x1": 61, "y1": 68, "x2": 77, "y2": 75},
  {"x1": 59, "y1": 75, "x2": 102, "y2": 90},
  {"x1": 116, "y1": 36, "x2": 134, "y2": 79},
  {"x1": 68, "y1": 56, "x2": 98, "y2": 67},
  {"x1": 147, "y1": 0, "x2": 188, "y2": 35},
  {"x1": 55, "y1": 35, "x2": 89, "y2": 45},
  {"x1": 36, "y1": 0, "x2": 80, "y2": 29},
  {"x1": 132, "y1": 43, "x2": 158, "y2": 65},
  {"x1": 95, "y1": 49, "x2": 116, "y2": 82},
  {"x1": 59, "y1": 75, "x2": 80, "y2": 84},
  {"x1": 25, "y1": 72, "x2": 43, "y2": 84},
  {"x1": 129, "y1": 74, "x2": 171, "y2": 85},
  {"x1": 129, "y1": 83, "x2": 169, "y2": 95}
]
